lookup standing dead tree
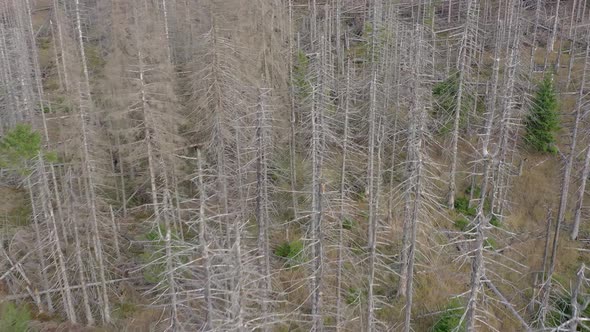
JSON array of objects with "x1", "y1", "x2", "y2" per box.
[
  {"x1": 447, "y1": 0, "x2": 479, "y2": 208},
  {"x1": 399, "y1": 26, "x2": 436, "y2": 332},
  {"x1": 539, "y1": 29, "x2": 590, "y2": 326}
]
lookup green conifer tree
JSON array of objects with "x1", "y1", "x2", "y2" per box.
[{"x1": 524, "y1": 75, "x2": 560, "y2": 153}]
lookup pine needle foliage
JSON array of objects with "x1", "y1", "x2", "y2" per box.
[
  {"x1": 524, "y1": 75, "x2": 560, "y2": 154},
  {"x1": 432, "y1": 72, "x2": 474, "y2": 133},
  {"x1": 0, "y1": 124, "x2": 56, "y2": 175},
  {"x1": 0, "y1": 302, "x2": 31, "y2": 332},
  {"x1": 430, "y1": 300, "x2": 465, "y2": 332},
  {"x1": 0, "y1": 124, "x2": 41, "y2": 169}
]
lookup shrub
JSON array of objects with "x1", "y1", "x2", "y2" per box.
[
  {"x1": 432, "y1": 72, "x2": 477, "y2": 133},
  {"x1": 484, "y1": 237, "x2": 497, "y2": 250},
  {"x1": 0, "y1": 302, "x2": 31, "y2": 332},
  {"x1": 539, "y1": 291, "x2": 590, "y2": 329},
  {"x1": 0, "y1": 124, "x2": 57, "y2": 175},
  {"x1": 454, "y1": 218, "x2": 469, "y2": 231},
  {"x1": 275, "y1": 240, "x2": 305, "y2": 267},
  {"x1": 490, "y1": 215, "x2": 501, "y2": 228},
  {"x1": 346, "y1": 287, "x2": 361, "y2": 305},
  {"x1": 524, "y1": 75, "x2": 560, "y2": 154},
  {"x1": 465, "y1": 186, "x2": 481, "y2": 198},
  {"x1": 454, "y1": 197, "x2": 476, "y2": 217},
  {"x1": 0, "y1": 124, "x2": 41, "y2": 169},
  {"x1": 113, "y1": 301, "x2": 138, "y2": 320},
  {"x1": 293, "y1": 51, "x2": 311, "y2": 98},
  {"x1": 342, "y1": 218, "x2": 356, "y2": 231},
  {"x1": 430, "y1": 300, "x2": 465, "y2": 332}
]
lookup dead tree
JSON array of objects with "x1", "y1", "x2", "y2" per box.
[
  {"x1": 255, "y1": 88, "x2": 273, "y2": 330},
  {"x1": 571, "y1": 142, "x2": 590, "y2": 240},
  {"x1": 540, "y1": 31, "x2": 590, "y2": 323},
  {"x1": 399, "y1": 26, "x2": 432, "y2": 332},
  {"x1": 448, "y1": 0, "x2": 478, "y2": 208}
]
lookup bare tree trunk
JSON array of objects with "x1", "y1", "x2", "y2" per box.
[
  {"x1": 255, "y1": 89, "x2": 272, "y2": 331},
  {"x1": 288, "y1": 0, "x2": 299, "y2": 220},
  {"x1": 197, "y1": 150, "x2": 214, "y2": 330},
  {"x1": 528, "y1": 0, "x2": 542, "y2": 91},
  {"x1": 74, "y1": 0, "x2": 111, "y2": 322},
  {"x1": 162, "y1": 191, "x2": 180, "y2": 330},
  {"x1": 39, "y1": 159, "x2": 77, "y2": 323},
  {"x1": 161, "y1": 0, "x2": 173, "y2": 62},
  {"x1": 448, "y1": 0, "x2": 476, "y2": 208},
  {"x1": 52, "y1": 0, "x2": 70, "y2": 92},
  {"x1": 73, "y1": 221, "x2": 95, "y2": 326},
  {"x1": 465, "y1": 16, "x2": 511, "y2": 330},
  {"x1": 542, "y1": 208, "x2": 553, "y2": 282},
  {"x1": 571, "y1": 145, "x2": 590, "y2": 240},
  {"x1": 540, "y1": 35, "x2": 590, "y2": 322},
  {"x1": 569, "y1": 264, "x2": 585, "y2": 331},
  {"x1": 310, "y1": 87, "x2": 324, "y2": 331},
  {"x1": 27, "y1": 176, "x2": 53, "y2": 314},
  {"x1": 109, "y1": 206, "x2": 121, "y2": 260},
  {"x1": 366, "y1": 70, "x2": 378, "y2": 332},
  {"x1": 401, "y1": 29, "x2": 429, "y2": 332},
  {"x1": 549, "y1": 0, "x2": 561, "y2": 52},
  {"x1": 336, "y1": 59, "x2": 351, "y2": 332}
]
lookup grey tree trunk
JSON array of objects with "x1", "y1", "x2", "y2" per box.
[
  {"x1": 571, "y1": 145, "x2": 590, "y2": 240},
  {"x1": 448, "y1": 0, "x2": 477, "y2": 208}
]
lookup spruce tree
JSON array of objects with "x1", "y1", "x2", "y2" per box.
[{"x1": 524, "y1": 75, "x2": 560, "y2": 153}]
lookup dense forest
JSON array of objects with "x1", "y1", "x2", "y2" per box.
[{"x1": 1, "y1": 0, "x2": 590, "y2": 331}]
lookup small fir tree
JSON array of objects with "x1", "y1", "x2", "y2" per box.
[{"x1": 524, "y1": 75, "x2": 560, "y2": 153}]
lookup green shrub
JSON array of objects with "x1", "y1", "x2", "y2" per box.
[
  {"x1": 275, "y1": 240, "x2": 305, "y2": 267},
  {"x1": 432, "y1": 72, "x2": 476, "y2": 134},
  {"x1": 524, "y1": 75, "x2": 560, "y2": 154},
  {"x1": 0, "y1": 124, "x2": 57, "y2": 175},
  {"x1": 346, "y1": 287, "x2": 362, "y2": 305},
  {"x1": 484, "y1": 237, "x2": 497, "y2": 250},
  {"x1": 539, "y1": 292, "x2": 579, "y2": 328},
  {"x1": 454, "y1": 197, "x2": 476, "y2": 217},
  {"x1": 430, "y1": 300, "x2": 465, "y2": 332},
  {"x1": 144, "y1": 224, "x2": 180, "y2": 243},
  {"x1": 293, "y1": 51, "x2": 311, "y2": 98},
  {"x1": 465, "y1": 186, "x2": 481, "y2": 198},
  {"x1": 0, "y1": 124, "x2": 41, "y2": 169},
  {"x1": 454, "y1": 218, "x2": 469, "y2": 231},
  {"x1": 113, "y1": 301, "x2": 138, "y2": 320},
  {"x1": 342, "y1": 218, "x2": 356, "y2": 231},
  {"x1": 139, "y1": 252, "x2": 165, "y2": 284},
  {"x1": 490, "y1": 215, "x2": 501, "y2": 228},
  {"x1": 0, "y1": 302, "x2": 31, "y2": 332},
  {"x1": 350, "y1": 241, "x2": 367, "y2": 255}
]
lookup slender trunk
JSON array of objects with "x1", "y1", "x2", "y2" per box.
[
  {"x1": 549, "y1": 0, "x2": 561, "y2": 52},
  {"x1": 197, "y1": 150, "x2": 214, "y2": 330},
  {"x1": 336, "y1": 59, "x2": 351, "y2": 332},
  {"x1": 543, "y1": 36, "x2": 590, "y2": 316},
  {"x1": 52, "y1": 0, "x2": 69, "y2": 92},
  {"x1": 288, "y1": 0, "x2": 299, "y2": 220},
  {"x1": 74, "y1": 0, "x2": 111, "y2": 322},
  {"x1": 27, "y1": 176, "x2": 53, "y2": 314},
  {"x1": 73, "y1": 221, "x2": 95, "y2": 326},
  {"x1": 569, "y1": 264, "x2": 586, "y2": 331},
  {"x1": 310, "y1": 86, "x2": 324, "y2": 332},
  {"x1": 448, "y1": 0, "x2": 475, "y2": 208},
  {"x1": 161, "y1": 0, "x2": 173, "y2": 62},
  {"x1": 402, "y1": 32, "x2": 428, "y2": 332},
  {"x1": 109, "y1": 206, "x2": 121, "y2": 260},
  {"x1": 256, "y1": 90, "x2": 272, "y2": 331},
  {"x1": 39, "y1": 159, "x2": 77, "y2": 323},
  {"x1": 366, "y1": 70, "x2": 378, "y2": 332},
  {"x1": 571, "y1": 145, "x2": 590, "y2": 240}
]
